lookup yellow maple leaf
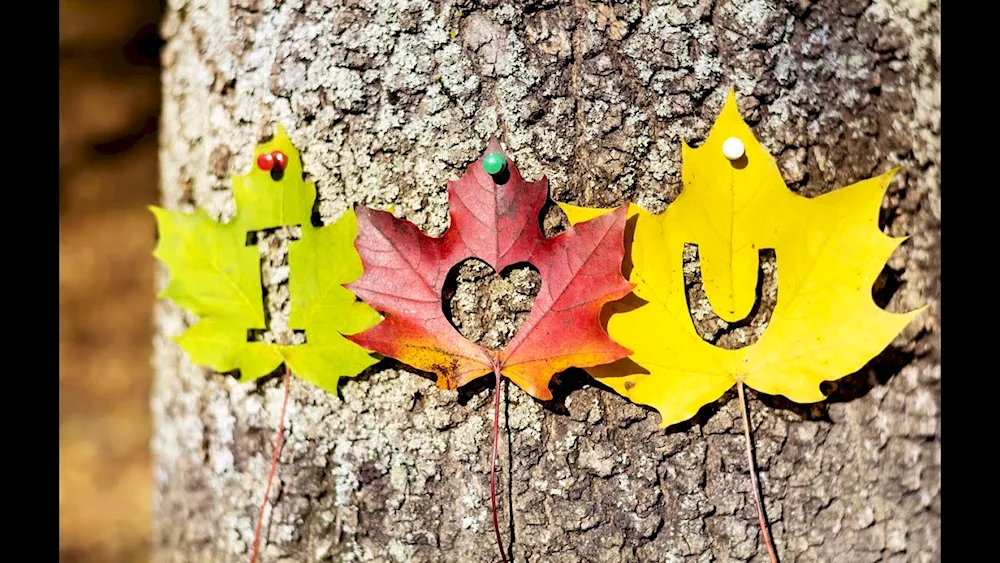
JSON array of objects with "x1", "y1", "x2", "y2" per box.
[{"x1": 559, "y1": 90, "x2": 927, "y2": 428}]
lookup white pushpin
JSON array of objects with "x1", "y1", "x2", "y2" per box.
[{"x1": 722, "y1": 137, "x2": 745, "y2": 161}]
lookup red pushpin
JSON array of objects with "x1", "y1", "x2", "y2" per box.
[
  {"x1": 271, "y1": 151, "x2": 288, "y2": 172},
  {"x1": 257, "y1": 152, "x2": 275, "y2": 171}
]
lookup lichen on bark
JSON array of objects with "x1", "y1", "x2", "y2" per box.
[{"x1": 153, "y1": 0, "x2": 940, "y2": 561}]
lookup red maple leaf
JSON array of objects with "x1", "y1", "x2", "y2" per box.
[{"x1": 346, "y1": 138, "x2": 633, "y2": 400}]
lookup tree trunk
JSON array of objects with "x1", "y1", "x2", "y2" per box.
[{"x1": 152, "y1": 1, "x2": 940, "y2": 562}]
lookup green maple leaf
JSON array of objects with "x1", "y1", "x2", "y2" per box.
[{"x1": 150, "y1": 125, "x2": 381, "y2": 392}]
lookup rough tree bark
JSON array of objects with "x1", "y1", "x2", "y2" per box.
[{"x1": 152, "y1": 1, "x2": 940, "y2": 562}]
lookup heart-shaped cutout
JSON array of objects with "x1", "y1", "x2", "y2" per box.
[{"x1": 442, "y1": 258, "x2": 542, "y2": 351}]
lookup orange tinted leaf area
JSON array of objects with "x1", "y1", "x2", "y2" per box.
[{"x1": 347, "y1": 138, "x2": 634, "y2": 400}]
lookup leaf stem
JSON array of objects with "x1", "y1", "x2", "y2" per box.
[
  {"x1": 737, "y1": 381, "x2": 779, "y2": 563},
  {"x1": 490, "y1": 368, "x2": 509, "y2": 563},
  {"x1": 250, "y1": 365, "x2": 292, "y2": 563}
]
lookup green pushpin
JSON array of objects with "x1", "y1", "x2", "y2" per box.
[{"x1": 483, "y1": 152, "x2": 506, "y2": 175}]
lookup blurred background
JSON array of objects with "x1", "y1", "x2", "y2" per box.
[{"x1": 60, "y1": 1, "x2": 164, "y2": 560}]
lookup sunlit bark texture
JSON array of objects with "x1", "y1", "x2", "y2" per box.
[{"x1": 153, "y1": 1, "x2": 939, "y2": 561}]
